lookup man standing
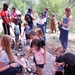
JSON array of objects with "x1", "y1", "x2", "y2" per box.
[
  {"x1": 43, "y1": 8, "x2": 49, "y2": 33},
  {"x1": 24, "y1": 8, "x2": 35, "y2": 30},
  {"x1": 1, "y1": 3, "x2": 11, "y2": 35}
]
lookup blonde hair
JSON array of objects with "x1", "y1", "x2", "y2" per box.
[
  {"x1": 24, "y1": 22, "x2": 28, "y2": 26},
  {"x1": 1, "y1": 35, "x2": 13, "y2": 63},
  {"x1": 36, "y1": 28, "x2": 43, "y2": 38},
  {"x1": 55, "y1": 47, "x2": 64, "y2": 54}
]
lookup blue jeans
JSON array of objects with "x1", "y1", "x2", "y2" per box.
[
  {"x1": 59, "y1": 28, "x2": 68, "y2": 49},
  {"x1": 37, "y1": 24, "x2": 46, "y2": 43},
  {"x1": 0, "y1": 64, "x2": 21, "y2": 75},
  {"x1": 44, "y1": 20, "x2": 48, "y2": 33},
  {"x1": 29, "y1": 23, "x2": 34, "y2": 30}
]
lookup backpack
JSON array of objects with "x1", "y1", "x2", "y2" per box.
[{"x1": 25, "y1": 13, "x2": 31, "y2": 22}]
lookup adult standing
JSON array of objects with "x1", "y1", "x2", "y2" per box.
[
  {"x1": 37, "y1": 13, "x2": 46, "y2": 43},
  {"x1": 24, "y1": 8, "x2": 35, "y2": 30},
  {"x1": 1, "y1": 3, "x2": 11, "y2": 35},
  {"x1": 11, "y1": 7, "x2": 17, "y2": 23},
  {"x1": 43, "y1": 8, "x2": 49, "y2": 33},
  {"x1": 59, "y1": 7, "x2": 72, "y2": 50}
]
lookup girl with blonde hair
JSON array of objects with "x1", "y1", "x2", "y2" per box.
[{"x1": 36, "y1": 28, "x2": 44, "y2": 38}]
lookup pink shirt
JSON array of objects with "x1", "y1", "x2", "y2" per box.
[
  {"x1": 32, "y1": 48, "x2": 44, "y2": 65},
  {"x1": 11, "y1": 11, "x2": 17, "y2": 18}
]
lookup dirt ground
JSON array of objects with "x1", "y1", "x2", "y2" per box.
[{"x1": 46, "y1": 30, "x2": 75, "y2": 56}]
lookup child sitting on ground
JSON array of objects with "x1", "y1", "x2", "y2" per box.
[{"x1": 52, "y1": 47, "x2": 64, "y2": 75}]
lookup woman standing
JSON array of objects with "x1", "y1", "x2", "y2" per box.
[{"x1": 59, "y1": 7, "x2": 72, "y2": 51}]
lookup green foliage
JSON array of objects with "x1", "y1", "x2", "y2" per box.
[
  {"x1": 34, "y1": 0, "x2": 69, "y2": 19},
  {"x1": 9, "y1": 0, "x2": 26, "y2": 15},
  {"x1": 23, "y1": 0, "x2": 36, "y2": 9}
]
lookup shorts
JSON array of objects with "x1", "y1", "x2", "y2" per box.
[
  {"x1": 36, "y1": 64, "x2": 44, "y2": 68},
  {"x1": 25, "y1": 34, "x2": 29, "y2": 40},
  {"x1": 33, "y1": 56, "x2": 44, "y2": 68},
  {"x1": 15, "y1": 34, "x2": 19, "y2": 39}
]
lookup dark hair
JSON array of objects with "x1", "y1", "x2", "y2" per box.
[
  {"x1": 29, "y1": 30, "x2": 36, "y2": 38},
  {"x1": 12, "y1": 7, "x2": 16, "y2": 9},
  {"x1": 3, "y1": 3, "x2": 8, "y2": 11},
  {"x1": 3, "y1": 3, "x2": 8, "y2": 8},
  {"x1": 31, "y1": 39, "x2": 41, "y2": 50},
  {"x1": 14, "y1": 19, "x2": 18, "y2": 24},
  {"x1": 27, "y1": 8, "x2": 32, "y2": 13},
  {"x1": 45, "y1": 8, "x2": 48, "y2": 11},
  {"x1": 59, "y1": 53, "x2": 75, "y2": 66}
]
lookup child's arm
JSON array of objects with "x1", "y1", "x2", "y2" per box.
[
  {"x1": 21, "y1": 28, "x2": 26, "y2": 37},
  {"x1": 53, "y1": 61, "x2": 58, "y2": 67},
  {"x1": 43, "y1": 46, "x2": 46, "y2": 64},
  {"x1": 21, "y1": 31, "x2": 24, "y2": 37},
  {"x1": 56, "y1": 62, "x2": 64, "y2": 67},
  {"x1": 24, "y1": 48, "x2": 33, "y2": 59}
]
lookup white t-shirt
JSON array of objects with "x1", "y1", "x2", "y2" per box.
[
  {"x1": 0, "y1": 50, "x2": 10, "y2": 66},
  {"x1": 37, "y1": 17, "x2": 46, "y2": 25}
]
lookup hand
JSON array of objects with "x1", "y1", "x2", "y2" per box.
[
  {"x1": 9, "y1": 24, "x2": 12, "y2": 28},
  {"x1": 10, "y1": 63, "x2": 18, "y2": 68},
  {"x1": 23, "y1": 65, "x2": 28, "y2": 68}
]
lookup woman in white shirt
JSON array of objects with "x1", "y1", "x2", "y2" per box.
[{"x1": 37, "y1": 13, "x2": 46, "y2": 43}]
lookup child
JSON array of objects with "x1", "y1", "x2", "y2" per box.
[
  {"x1": 52, "y1": 47, "x2": 64, "y2": 75},
  {"x1": 28, "y1": 39, "x2": 45, "y2": 75},
  {"x1": 0, "y1": 35, "x2": 27, "y2": 75},
  {"x1": 26, "y1": 30, "x2": 46, "y2": 63},
  {"x1": 17, "y1": 14, "x2": 22, "y2": 34},
  {"x1": 14, "y1": 19, "x2": 20, "y2": 47},
  {"x1": 36, "y1": 28, "x2": 44, "y2": 40},
  {"x1": 22, "y1": 22, "x2": 30, "y2": 45},
  {"x1": 36, "y1": 28, "x2": 46, "y2": 64}
]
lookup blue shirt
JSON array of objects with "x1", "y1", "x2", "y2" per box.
[
  {"x1": 14, "y1": 25, "x2": 20, "y2": 34},
  {"x1": 24, "y1": 26, "x2": 30, "y2": 35}
]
